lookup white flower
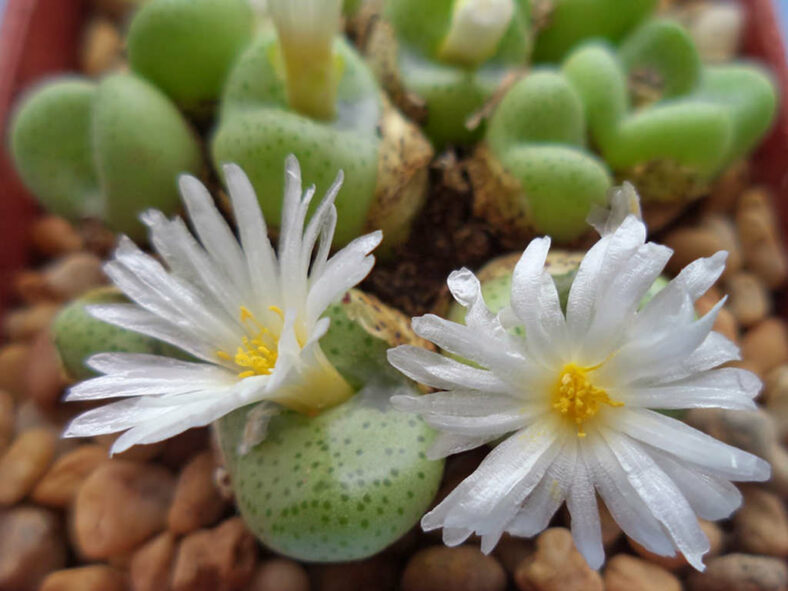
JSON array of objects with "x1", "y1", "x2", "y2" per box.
[
  {"x1": 387, "y1": 198, "x2": 769, "y2": 570},
  {"x1": 64, "y1": 156, "x2": 381, "y2": 455}
]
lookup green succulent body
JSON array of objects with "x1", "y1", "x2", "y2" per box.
[
  {"x1": 10, "y1": 74, "x2": 202, "y2": 240},
  {"x1": 52, "y1": 288, "x2": 186, "y2": 382},
  {"x1": 562, "y1": 20, "x2": 777, "y2": 200},
  {"x1": 383, "y1": 0, "x2": 532, "y2": 148},
  {"x1": 212, "y1": 32, "x2": 381, "y2": 247},
  {"x1": 532, "y1": 0, "x2": 658, "y2": 63},
  {"x1": 127, "y1": 0, "x2": 254, "y2": 117},
  {"x1": 217, "y1": 294, "x2": 443, "y2": 562}
]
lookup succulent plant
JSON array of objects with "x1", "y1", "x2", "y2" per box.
[
  {"x1": 531, "y1": 0, "x2": 657, "y2": 63},
  {"x1": 10, "y1": 73, "x2": 202, "y2": 240},
  {"x1": 366, "y1": 0, "x2": 532, "y2": 148},
  {"x1": 216, "y1": 290, "x2": 444, "y2": 561},
  {"x1": 52, "y1": 288, "x2": 186, "y2": 382},
  {"x1": 212, "y1": 3, "x2": 432, "y2": 252},
  {"x1": 562, "y1": 19, "x2": 777, "y2": 203},
  {"x1": 469, "y1": 70, "x2": 612, "y2": 243},
  {"x1": 127, "y1": 0, "x2": 255, "y2": 118}
]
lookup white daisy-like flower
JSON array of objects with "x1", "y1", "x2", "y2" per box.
[
  {"x1": 64, "y1": 156, "x2": 381, "y2": 455},
  {"x1": 387, "y1": 194, "x2": 769, "y2": 570}
]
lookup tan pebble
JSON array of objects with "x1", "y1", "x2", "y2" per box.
[
  {"x1": 81, "y1": 18, "x2": 123, "y2": 77},
  {"x1": 764, "y1": 365, "x2": 788, "y2": 443},
  {"x1": 14, "y1": 270, "x2": 56, "y2": 303},
  {"x1": 726, "y1": 272, "x2": 771, "y2": 328},
  {"x1": 31, "y1": 444, "x2": 107, "y2": 508},
  {"x1": 317, "y1": 555, "x2": 399, "y2": 591},
  {"x1": 73, "y1": 459, "x2": 175, "y2": 559},
  {"x1": 247, "y1": 559, "x2": 310, "y2": 591},
  {"x1": 685, "y1": 407, "x2": 776, "y2": 459},
  {"x1": 0, "y1": 390, "x2": 14, "y2": 453},
  {"x1": 493, "y1": 534, "x2": 534, "y2": 575},
  {"x1": 599, "y1": 501, "x2": 622, "y2": 548},
  {"x1": 0, "y1": 343, "x2": 32, "y2": 398},
  {"x1": 0, "y1": 427, "x2": 56, "y2": 505},
  {"x1": 736, "y1": 188, "x2": 788, "y2": 288},
  {"x1": 514, "y1": 528, "x2": 603, "y2": 591},
  {"x1": 160, "y1": 427, "x2": 210, "y2": 468},
  {"x1": 31, "y1": 216, "x2": 84, "y2": 257},
  {"x1": 39, "y1": 565, "x2": 126, "y2": 591},
  {"x1": 25, "y1": 330, "x2": 68, "y2": 408},
  {"x1": 663, "y1": 227, "x2": 726, "y2": 278},
  {"x1": 604, "y1": 554, "x2": 681, "y2": 591},
  {"x1": 0, "y1": 506, "x2": 67, "y2": 590},
  {"x1": 734, "y1": 487, "x2": 788, "y2": 557},
  {"x1": 703, "y1": 161, "x2": 749, "y2": 214},
  {"x1": 168, "y1": 450, "x2": 227, "y2": 534},
  {"x1": 130, "y1": 531, "x2": 176, "y2": 591},
  {"x1": 687, "y1": 553, "x2": 788, "y2": 591},
  {"x1": 172, "y1": 517, "x2": 257, "y2": 591},
  {"x1": 701, "y1": 214, "x2": 742, "y2": 275},
  {"x1": 695, "y1": 293, "x2": 739, "y2": 343},
  {"x1": 95, "y1": 433, "x2": 166, "y2": 462},
  {"x1": 3, "y1": 303, "x2": 60, "y2": 342},
  {"x1": 741, "y1": 319, "x2": 788, "y2": 376},
  {"x1": 628, "y1": 537, "x2": 688, "y2": 571},
  {"x1": 700, "y1": 519, "x2": 725, "y2": 558},
  {"x1": 43, "y1": 252, "x2": 107, "y2": 301},
  {"x1": 767, "y1": 443, "x2": 788, "y2": 499}
]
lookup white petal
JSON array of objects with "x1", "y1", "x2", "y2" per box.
[
  {"x1": 614, "y1": 408, "x2": 770, "y2": 482},
  {"x1": 566, "y1": 449, "x2": 604, "y2": 569},
  {"x1": 647, "y1": 445, "x2": 743, "y2": 521},
  {"x1": 387, "y1": 346, "x2": 514, "y2": 393},
  {"x1": 600, "y1": 429, "x2": 709, "y2": 570},
  {"x1": 510, "y1": 237, "x2": 567, "y2": 366},
  {"x1": 620, "y1": 367, "x2": 761, "y2": 410},
  {"x1": 426, "y1": 432, "x2": 492, "y2": 460}
]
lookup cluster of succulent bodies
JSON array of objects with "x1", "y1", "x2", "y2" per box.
[{"x1": 7, "y1": 0, "x2": 779, "y2": 571}]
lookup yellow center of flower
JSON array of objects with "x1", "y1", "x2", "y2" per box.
[
  {"x1": 217, "y1": 306, "x2": 283, "y2": 378},
  {"x1": 551, "y1": 363, "x2": 623, "y2": 437}
]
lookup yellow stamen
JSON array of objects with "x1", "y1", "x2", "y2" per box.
[
  {"x1": 217, "y1": 308, "x2": 280, "y2": 378},
  {"x1": 551, "y1": 363, "x2": 623, "y2": 437}
]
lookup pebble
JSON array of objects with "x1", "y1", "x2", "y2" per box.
[
  {"x1": 31, "y1": 216, "x2": 84, "y2": 257},
  {"x1": 741, "y1": 319, "x2": 788, "y2": 376},
  {"x1": 39, "y1": 565, "x2": 126, "y2": 591},
  {"x1": 80, "y1": 18, "x2": 124, "y2": 77},
  {"x1": 703, "y1": 160, "x2": 749, "y2": 214},
  {"x1": 685, "y1": 407, "x2": 776, "y2": 459},
  {"x1": 664, "y1": 226, "x2": 727, "y2": 278},
  {"x1": 0, "y1": 343, "x2": 32, "y2": 398},
  {"x1": 603, "y1": 554, "x2": 681, "y2": 591},
  {"x1": 247, "y1": 558, "x2": 310, "y2": 591},
  {"x1": 0, "y1": 390, "x2": 14, "y2": 453},
  {"x1": 95, "y1": 433, "x2": 166, "y2": 462},
  {"x1": 3, "y1": 302, "x2": 60, "y2": 341},
  {"x1": 514, "y1": 528, "x2": 603, "y2": 591},
  {"x1": 402, "y1": 546, "x2": 505, "y2": 591},
  {"x1": 316, "y1": 555, "x2": 399, "y2": 591},
  {"x1": 31, "y1": 444, "x2": 107, "y2": 508},
  {"x1": 130, "y1": 531, "x2": 176, "y2": 591},
  {"x1": 736, "y1": 188, "x2": 788, "y2": 288},
  {"x1": 702, "y1": 214, "x2": 743, "y2": 276},
  {"x1": 688, "y1": 553, "x2": 788, "y2": 591},
  {"x1": 726, "y1": 272, "x2": 772, "y2": 328},
  {"x1": 43, "y1": 253, "x2": 107, "y2": 301},
  {"x1": 493, "y1": 534, "x2": 534, "y2": 575},
  {"x1": 629, "y1": 538, "x2": 688, "y2": 572},
  {"x1": 167, "y1": 450, "x2": 227, "y2": 534},
  {"x1": 768, "y1": 443, "x2": 788, "y2": 498},
  {"x1": 25, "y1": 329, "x2": 68, "y2": 408},
  {"x1": 764, "y1": 365, "x2": 788, "y2": 443},
  {"x1": 702, "y1": 519, "x2": 726, "y2": 558},
  {"x1": 73, "y1": 459, "x2": 175, "y2": 559},
  {"x1": 734, "y1": 487, "x2": 788, "y2": 557},
  {"x1": 171, "y1": 517, "x2": 257, "y2": 591},
  {"x1": 0, "y1": 506, "x2": 67, "y2": 590},
  {"x1": 0, "y1": 427, "x2": 56, "y2": 505}
]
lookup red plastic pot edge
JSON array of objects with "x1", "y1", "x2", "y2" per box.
[{"x1": 0, "y1": 0, "x2": 787, "y2": 318}]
